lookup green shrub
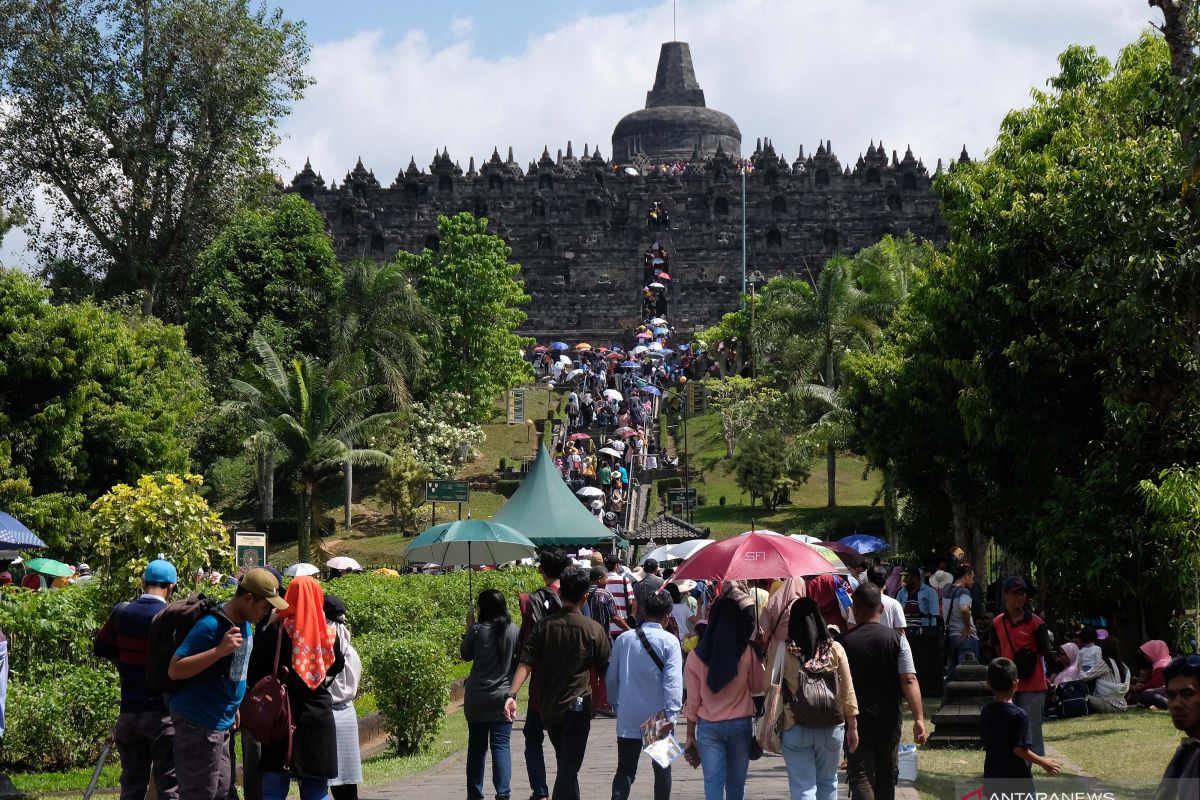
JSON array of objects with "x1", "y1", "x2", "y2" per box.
[
  {"x1": 0, "y1": 582, "x2": 110, "y2": 677},
  {"x1": 655, "y1": 477, "x2": 683, "y2": 494},
  {"x1": 0, "y1": 663, "x2": 119, "y2": 771},
  {"x1": 496, "y1": 480, "x2": 521, "y2": 498},
  {"x1": 365, "y1": 636, "x2": 450, "y2": 755}
]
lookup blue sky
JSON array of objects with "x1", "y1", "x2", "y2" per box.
[{"x1": 1, "y1": 0, "x2": 1156, "y2": 268}]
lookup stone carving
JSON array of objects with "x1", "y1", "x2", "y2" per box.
[{"x1": 287, "y1": 41, "x2": 955, "y2": 340}]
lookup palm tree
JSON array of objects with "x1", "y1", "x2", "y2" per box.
[
  {"x1": 332, "y1": 258, "x2": 437, "y2": 528},
  {"x1": 224, "y1": 333, "x2": 399, "y2": 561},
  {"x1": 753, "y1": 257, "x2": 881, "y2": 507}
]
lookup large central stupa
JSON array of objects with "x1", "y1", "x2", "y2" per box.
[{"x1": 611, "y1": 41, "x2": 741, "y2": 164}]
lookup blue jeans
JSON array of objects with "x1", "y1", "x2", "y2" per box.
[
  {"x1": 946, "y1": 636, "x2": 979, "y2": 677},
  {"x1": 781, "y1": 724, "x2": 844, "y2": 800},
  {"x1": 261, "y1": 772, "x2": 327, "y2": 800},
  {"x1": 523, "y1": 708, "x2": 549, "y2": 798},
  {"x1": 695, "y1": 716, "x2": 753, "y2": 800},
  {"x1": 467, "y1": 720, "x2": 512, "y2": 800}
]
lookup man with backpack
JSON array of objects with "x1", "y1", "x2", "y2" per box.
[
  {"x1": 943, "y1": 565, "x2": 978, "y2": 676},
  {"x1": 94, "y1": 559, "x2": 180, "y2": 800},
  {"x1": 584, "y1": 567, "x2": 624, "y2": 716},
  {"x1": 515, "y1": 549, "x2": 568, "y2": 800},
  {"x1": 166, "y1": 568, "x2": 287, "y2": 800}
]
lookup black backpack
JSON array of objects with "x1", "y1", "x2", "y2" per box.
[{"x1": 144, "y1": 593, "x2": 230, "y2": 693}]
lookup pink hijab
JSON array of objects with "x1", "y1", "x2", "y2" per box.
[
  {"x1": 758, "y1": 578, "x2": 806, "y2": 644},
  {"x1": 1055, "y1": 642, "x2": 1083, "y2": 682},
  {"x1": 1140, "y1": 640, "x2": 1172, "y2": 672}
]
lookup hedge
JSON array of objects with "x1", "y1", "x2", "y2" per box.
[
  {"x1": 358, "y1": 635, "x2": 450, "y2": 755},
  {"x1": 0, "y1": 664, "x2": 119, "y2": 770}
]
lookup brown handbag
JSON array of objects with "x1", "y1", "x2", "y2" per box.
[{"x1": 240, "y1": 626, "x2": 295, "y2": 763}]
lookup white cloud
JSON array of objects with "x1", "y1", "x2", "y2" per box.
[
  {"x1": 275, "y1": 0, "x2": 1152, "y2": 184},
  {"x1": 449, "y1": 15, "x2": 473, "y2": 39}
]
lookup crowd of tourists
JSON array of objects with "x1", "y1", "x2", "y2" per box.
[{"x1": 460, "y1": 547, "x2": 1200, "y2": 800}]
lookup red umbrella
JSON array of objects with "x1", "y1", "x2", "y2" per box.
[
  {"x1": 605, "y1": 352, "x2": 624, "y2": 360},
  {"x1": 567, "y1": 432, "x2": 591, "y2": 442},
  {"x1": 534, "y1": 345, "x2": 549, "y2": 353},
  {"x1": 672, "y1": 531, "x2": 840, "y2": 583},
  {"x1": 620, "y1": 429, "x2": 641, "y2": 438},
  {"x1": 658, "y1": 273, "x2": 671, "y2": 280},
  {"x1": 816, "y1": 541, "x2": 868, "y2": 568},
  {"x1": 613, "y1": 426, "x2": 636, "y2": 436}
]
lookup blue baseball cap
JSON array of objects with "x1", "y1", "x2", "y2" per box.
[{"x1": 144, "y1": 559, "x2": 178, "y2": 584}]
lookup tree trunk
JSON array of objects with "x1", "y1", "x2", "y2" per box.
[
  {"x1": 344, "y1": 457, "x2": 353, "y2": 530},
  {"x1": 298, "y1": 481, "x2": 313, "y2": 564},
  {"x1": 826, "y1": 443, "x2": 837, "y2": 508},
  {"x1": 256, "y1": 448, "x2": 274, "y2": 528},
  {"x1": 882, "y1": 470, "x2": 896, "y2": 543},
  {"x1": 825, "y1": 344, "x2": 837, "y2": 508}
]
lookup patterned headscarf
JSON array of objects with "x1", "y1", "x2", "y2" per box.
[{"x1": 278, "y1": 576, "x2": 337, "y2": 689}]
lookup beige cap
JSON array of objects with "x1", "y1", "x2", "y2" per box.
[{"x1": 240, "y1": 568, "x2": 288, "y2": 610}]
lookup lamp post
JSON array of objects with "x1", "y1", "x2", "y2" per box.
[{"x1": 747, "y1": 270, "x2": 764, "y2": 380}]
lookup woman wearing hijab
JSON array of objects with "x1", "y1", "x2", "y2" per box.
[
  {"x1": 1080, "y1": 636, "x2": 1130, "y2": 714},
  {"x1": 683, "y1": 597, "x2": 766, "y2": 800},
  {"x1": 461, "y1": 589, "x2": 519, "y2": 800},
  {"x1": 248, "y1": 575, "x2": 344, "y2": 800},
  {"x1": 1050, "y1": 642, "x2": 1084, "y2": 686},
  {"x1": 324, "y1": 595, "x2": 363, "y2": 800},
  {"x1": 776, "y1": 598, "x2": 858, "y2": 800},
  {"x1": 1128, "y1": 639, "x2": 1173, "y2": 708}
]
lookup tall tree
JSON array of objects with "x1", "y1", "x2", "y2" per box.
[
  {"x1": 223, "y1": 334, "x2": 397, "y2": 560},
  {"x1": 753, "y1": 262, "x2": 880, "y2": 507},
  {"x1": 0, "y1": 0, "x2": 310, "y2": 316},
  {"x1": 187, "y1": 194, "x2": 343, "y2": 392},
  {"x1": 401, "y1": 213, "x2": 533, "y2": 422},
  {"x1": 0, "y1": 268, "x2": 209, "y2": 548}
]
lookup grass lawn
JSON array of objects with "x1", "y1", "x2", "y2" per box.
[
  {"x1": 668, "y1": 410, "x2": 885, "y2": 539},
  {"x1": 361, "y1": 708, "x2": 470, "y2": 787},
  {"x1": 908, "y1": 707, "x2": 1179, "y2": 799}
]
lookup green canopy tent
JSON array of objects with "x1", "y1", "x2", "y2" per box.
[{"x1": 491, "y1": 443, "x2": 618, "y2": 546}]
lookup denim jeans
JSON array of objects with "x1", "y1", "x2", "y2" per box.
[
  {"x1": 1014, "y1": 690, "x2": 1045, "y2": 756},
  {"x1": 781, "y1": 723, "x2": 844, "y2": 800},
  {"x1": 466, "y1": 720, "x2": 512, "y2": 800},
  {"x1": 544, "y1": 704, "x2": 592, "y2": 800},
  {"x1": 695, "y1": 716, "x2": 753, "y2": 800},
  {"x1": 612, "y1": 736, "x2": 671, "y2": 800},
  {"x1": 523, "y1": 708, "x2": 549, "y2": 798},
  {"x1": 260, "y1": 772, "x2": 327, "y2": 800},
  {"x1": 946, "y1": 636, "x2": 980, "y2": 677}
]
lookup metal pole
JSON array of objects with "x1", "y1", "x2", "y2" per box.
[
  {"x1": 683, "y1": 384, "x2": 691, "y2": 524},
  {"x1": 741, "y1": 167, "x2": 747, "y2": 307}
]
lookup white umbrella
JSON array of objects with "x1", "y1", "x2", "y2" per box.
[
  {"x1": 649, "y1": 281, "x2": 666, "y2": 289},
  {"x1": 567, "y1": 368, "x2": 584, "y2": 379},
  {"x1": 326, "y1": 556, "x2": 362, "y2": 571},
  {"x1": 598, "y1": 447, "x2": 621, "y2": 457},
  {"x1": 631, "y1": 345, "x2": 648, "y2": 354},
  {"x1": 576, "y1": 486, "x2": 605, "y2": 498},
  {"x1": 650, "y1": 317, "x2": 668, "y2": 325},
  {"x1": 603, "y1": 389, "x2": 623, "y2": 401},
  {"x1": 788, "y1": 534, "x2": 822, "y2": 545},
  {"x1": 558, "y1": 354, "x2": 572, "y2": 364},
  {"x1": 284, "y1": 562, "x2": 321, "y2": 577},
  {"x1": 664, "y1": 539, "x2": 716, "y2": 561},
  {"x1": 642, "y1": 543, "x2": 679, "y2": 563},
  {"x1": 624, "y1": 166, "x2": 638, "y2": 176},
  {"x1": 648, "y1": 342, "x2": 663, "y2": 351}
]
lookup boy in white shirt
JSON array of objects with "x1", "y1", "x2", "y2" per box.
[{"x1": 1077, "y1": 626, "x2": 1102, "y2": 675}]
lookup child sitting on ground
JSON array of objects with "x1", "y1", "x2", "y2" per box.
[{"x1": 982, "y1": 658, "x2": 1061, "y2": 799}]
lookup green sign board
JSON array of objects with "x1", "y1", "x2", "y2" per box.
[
  {"x1": 508, "y1": 388, "x2": 526, "y2": 424},
  {"x1": 426, "y1": 479, "x2": 470, "y2": 503}
]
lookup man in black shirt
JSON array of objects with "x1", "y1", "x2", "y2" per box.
[
  {"x1": 840, "y1": 584, "x2": 927, "y2": 800},
  {"x1": 508, "y1": 566, "x2": 611, "y2": 800},
  {"x1": 515, "y1": 549, "x2": 567, "y2": 800}
]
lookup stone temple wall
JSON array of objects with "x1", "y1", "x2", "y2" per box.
[{"x1": 288, "y1": 138, "x2": 952, "y2": 341}]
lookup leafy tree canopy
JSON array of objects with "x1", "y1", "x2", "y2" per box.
[
  {"x1": 0, "y1": 269, "x2": 210, "y2": 549},
  {"x1": 84, "y1": 473, "x2": 228, "y2": 594},
  {"x1": 0, "y1": 0, "x2": 310, "y2": 316},
  {"x1": 187, "y1": 194, "x2": 343, "y2": 392},
  {"x1": 401, "y1": 213, "x2": 533, "y2": 421}
]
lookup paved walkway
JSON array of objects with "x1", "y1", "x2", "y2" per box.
[{"x1": 363, "y1": 715, "x2": 919, "y2": 800}]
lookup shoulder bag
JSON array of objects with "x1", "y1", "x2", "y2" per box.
[
  {"x1": 241, "y1": 626, "x2": 295, "y2": 763},
  {"x1": 999, "y1": 615, "x2": 1039, "y2": 680}
]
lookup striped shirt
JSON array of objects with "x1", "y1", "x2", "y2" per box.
[{"x1": 605, "y1": 570, "x2": 635, "y2": 637}]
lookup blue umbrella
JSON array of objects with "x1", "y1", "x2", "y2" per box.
[
  {"x1": 659, "y1": 348, "x2": 675, "y2": 355},
  {"x1": 550, "y1": 342, "x2": 569, "y2": 351},
  {"x1": 0, "y1": 511, "x2": 47, "y2": 549},
  {"x1": 640, "y1": 385, "x2": 662, "y2": 396},
  {"x1": 838, "y1": 533, "x2": 890, "y2": 554},
  {"x1": 621, "y1": 361, "x2": 640, "y2": 368},
  {"x1": 654, "y1": 327, "x2": 669, "y2": 335}
]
